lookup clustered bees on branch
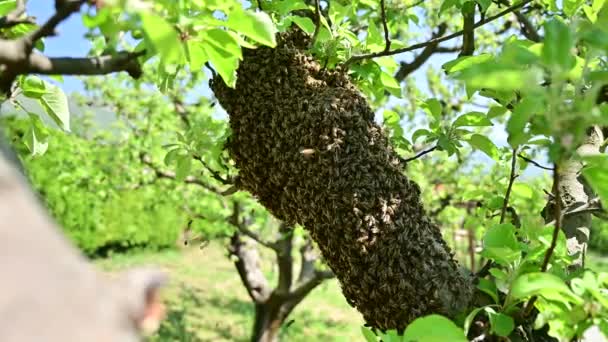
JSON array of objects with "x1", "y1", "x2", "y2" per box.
[{"x1": 210, "y1": 28, "x2": 473, "y2": 331}]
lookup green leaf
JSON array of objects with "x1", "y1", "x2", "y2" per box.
[
  {"x1": 0, "y1": 0, "x2": 16, "y2": 16},
  {"x1": 412, "y1": 129, "x2": 432, "y2": 143},
  {"x1": 186, "y1": 41, "x2": 208, "y2": 72},
  {"x1": 486, "y1": 310, "x2": 514, "y2": 337},
  {"x1": 39, "y1": 83, "x2": 70, "y2": 131},
  {"x1": 481, "y1": 223, "x2": 521, "y2": 265},
  {"x1": 464, "y1": 307, "x2": 485, "y2": 335},
  {"x1": 442, "y1": 54, "x2": 493, "y2": 74},
  {"x1": 506, "y1": 97, "x2": 542, "y2": 147},
  {"x1": 24, "y1": 114, "x2": 49, "y2": 156},
  {"x1": 226, "y1": 9, "x2": 277, "y2": 47},
  {"x1": 380, "y1": 72, "x2": 402, "y2": 97},
  {"x1": 402, "y1": 315, "x2": 467, "y2": 342},
  {"x1": 201, "y1": 29, "x2": 242, "y2": 88},
  {"x1": 361, "y1": 326, "x2": 377, "y2": 342},
  {"x1": 476, "y1": 0, "x2": 492, "y2": 12},
  {"x1": 421, "y1": 98, "x2": 442, "y2": 122},
  {"x1": 21, "y1": 75, "x2": 46, "y2": 99},
  {"x1": 440, "y1": 0, "x2": 459, "y2": 15},
  {"x1": 290, "y1": 16, "x2": 315, "y2": 34},
  {"x1": 164, "y1": 148, "x2": 181, "y2": 166},
  {"x1": 563, "y1": 0, "x2": 584, "y2": 16},
  {"x1": 510, "y1": 272, "x2": 581, "y2": 304},
  {"x1": 467, "y1": 134, "x2": 499, "y2": 160},
  {"x1": 271, "y1": 0, "x2": 308, "y2": 15},
  {"x1": 512, "y1": 183, "x2": 534, "y2": 199},
  {"x1": 140, "y1": 13, "x2": 184, "y2": 64},
  {"x1": 487, "y1": 105, "x2": 508, "y2": 119},
  {"x1": 175, "y1": 155, "x2": 192, "y2": 182},
  {"x1": 383, "y1": 110, "x2": 400, "y2": 126},
  {"x1": 582, "y1": 155, "x2": 608, "y2": 205},
  {"x1": 366, "y1": 22, "x2": 384, "y2": 52},
  {"x1": 456, "y1": 64, "x2": 541, "y2": 92},
  {"x1": 541, "y1": 18, "x2": 575, "y2": 70},
  {"x1": 452, "y1": 112, "x2": 493, "y2": 127},
  {"x1": 477, "y1": 278, "x2": 499, "y2": 303}
]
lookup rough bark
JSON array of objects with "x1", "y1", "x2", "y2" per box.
[
  {"x1": 542, "y1": 126, "x2": 605, "y2": 269},
  {"x1": 228, "y1": 202, "x2": 334, "y2": 341},
  {"x1": 210, "y1": 29, "x2": 474, "y2": 331}
]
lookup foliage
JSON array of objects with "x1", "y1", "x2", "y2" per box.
[{"x1": 2, "y1": 0, "x2": 608, "y2": 340}]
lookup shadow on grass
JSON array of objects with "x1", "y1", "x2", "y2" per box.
[{"x1": 147, "y1": 285, "x2": 203, "y2": 342}]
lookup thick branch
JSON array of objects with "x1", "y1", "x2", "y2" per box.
[
  {"x1": 25, "y1": 0, "x2": 84, "y2": 48},
  {"x1": 230, "y1": 201, "x2": 277, "y2": 250},
  {"x1": 228, "y1": 231, "x2": 272, "y2": 303},
  {"x1": 394, "y1": 24, "x2": 449, "y2": 82},
  {"x1": 344, "y1": 0, "x2": 532, "y2": 66},
  {"x1": 460, "y1": 2, "x2": 476, "y2": 57},
  {"x1": 275, "y1": 223, "x2": 295, "y2": 295}
]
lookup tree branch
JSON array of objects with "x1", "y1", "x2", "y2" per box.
[
  {"x1": 230, "y1": 201, "x2": 277, "y2": 250},
  {"x1": 460, "y1": 2, "x2": 476, "y2": 57},
  {"x1": 228, "y1": 231, "x2": 271, "y2": 303},
  {"x1": 344, "y1": 0, "x2": 532, "y2": 66},
  {"x1": 394, "y1": 24, "x2": 449, "y2": 82},
  {"x1": 500, "y1": 147, "x2": 519, "y2": 224},
  {"x1": 275, "y1": 223, "x2": 295, "y2": 295},
  {"x1": 310, "y1": 0, "x2": 321, "y2": 46},
  {"x1": 523, "y1": 163, "x2": 562, "y2": 316},
  {"x1": 139, "y1": 154, "x2": 224, "y2": 194},
  {"x1": 0, "y1": 0, "x2": 35, "y2": 29},
  {"x1": 379, "y1": 0, "x2": 391, "y2": 52},
  {"x1": 192, "y1": 154, "x2": 233, "y2": 185},
  {"x1": 25, "y1": 0, "x2": 84, "y2": 49},
  {"x1": 401, "y1": 145, "x2": 437, "y2": 163},
  {"x1": 518, "y1": 154, "x2": 554, "y2": 171}
]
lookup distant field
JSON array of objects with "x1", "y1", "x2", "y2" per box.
[
  {"x1": 95, "y1": 242, "x2": 364, "y2": 341},
  {"x1": 96, "y1": 243, "x2": 608, "y2": 341}
]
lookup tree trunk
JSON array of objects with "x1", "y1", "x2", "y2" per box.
[
  {"x1": 251, "y1": 302, "x2": 284, "y2": 342},
  {"x1": 542, "y1": 126, "x2": 604, "y2": 269},
  {"x1": 210, "y1": 29, "x2": 474, "y2": 331}
]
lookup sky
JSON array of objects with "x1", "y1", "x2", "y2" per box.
[{"x1": 22, "y1": 2, "x2": 545, "y2": 178}]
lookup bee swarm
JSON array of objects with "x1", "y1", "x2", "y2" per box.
[{"x1": 210, "y1": 29, "x2": 473, "y2": 331}]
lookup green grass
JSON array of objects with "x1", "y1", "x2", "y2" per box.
[{"x1": 95, "y1": 242, "x2": 364, "y2": 342}]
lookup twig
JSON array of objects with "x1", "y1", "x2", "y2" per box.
[
  {"x1": 523, "y1": 163, "x2": 561, "y2": 316},
  {"x1": 402, "y1": 145, "x2": 437, "y2": 163},
  {"x1": 518, "y1": 154, "x2": 554, "y2": 171},
  {"x1": 139, "y1": 153, "x2": 224, "y2": 195},
  {"x1": 477, "y1": 148, "x2": 518, "y2": 278},
  {"x1": 379, "y1": 0, "x2": 391, "y2": 52},
  {"x1": 0, "y1": 0, "x2": 36, "y2": 28},
  {"x1": 500, "y1": 148, "x2": 518, "y2": 224},
  {"x1": 344, "y1": 0, "x2": 532, "y2": 66},
  {"x1": 192, "y1": 154, "x2": 233, "y2": 185}
]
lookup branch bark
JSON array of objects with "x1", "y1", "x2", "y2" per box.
[
  {"x1": 541, "y1": 126, "x2": 605, "y2": 269},
  {"x1": 344, "y1": 0, "x2": 533, "y2": 66}
]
